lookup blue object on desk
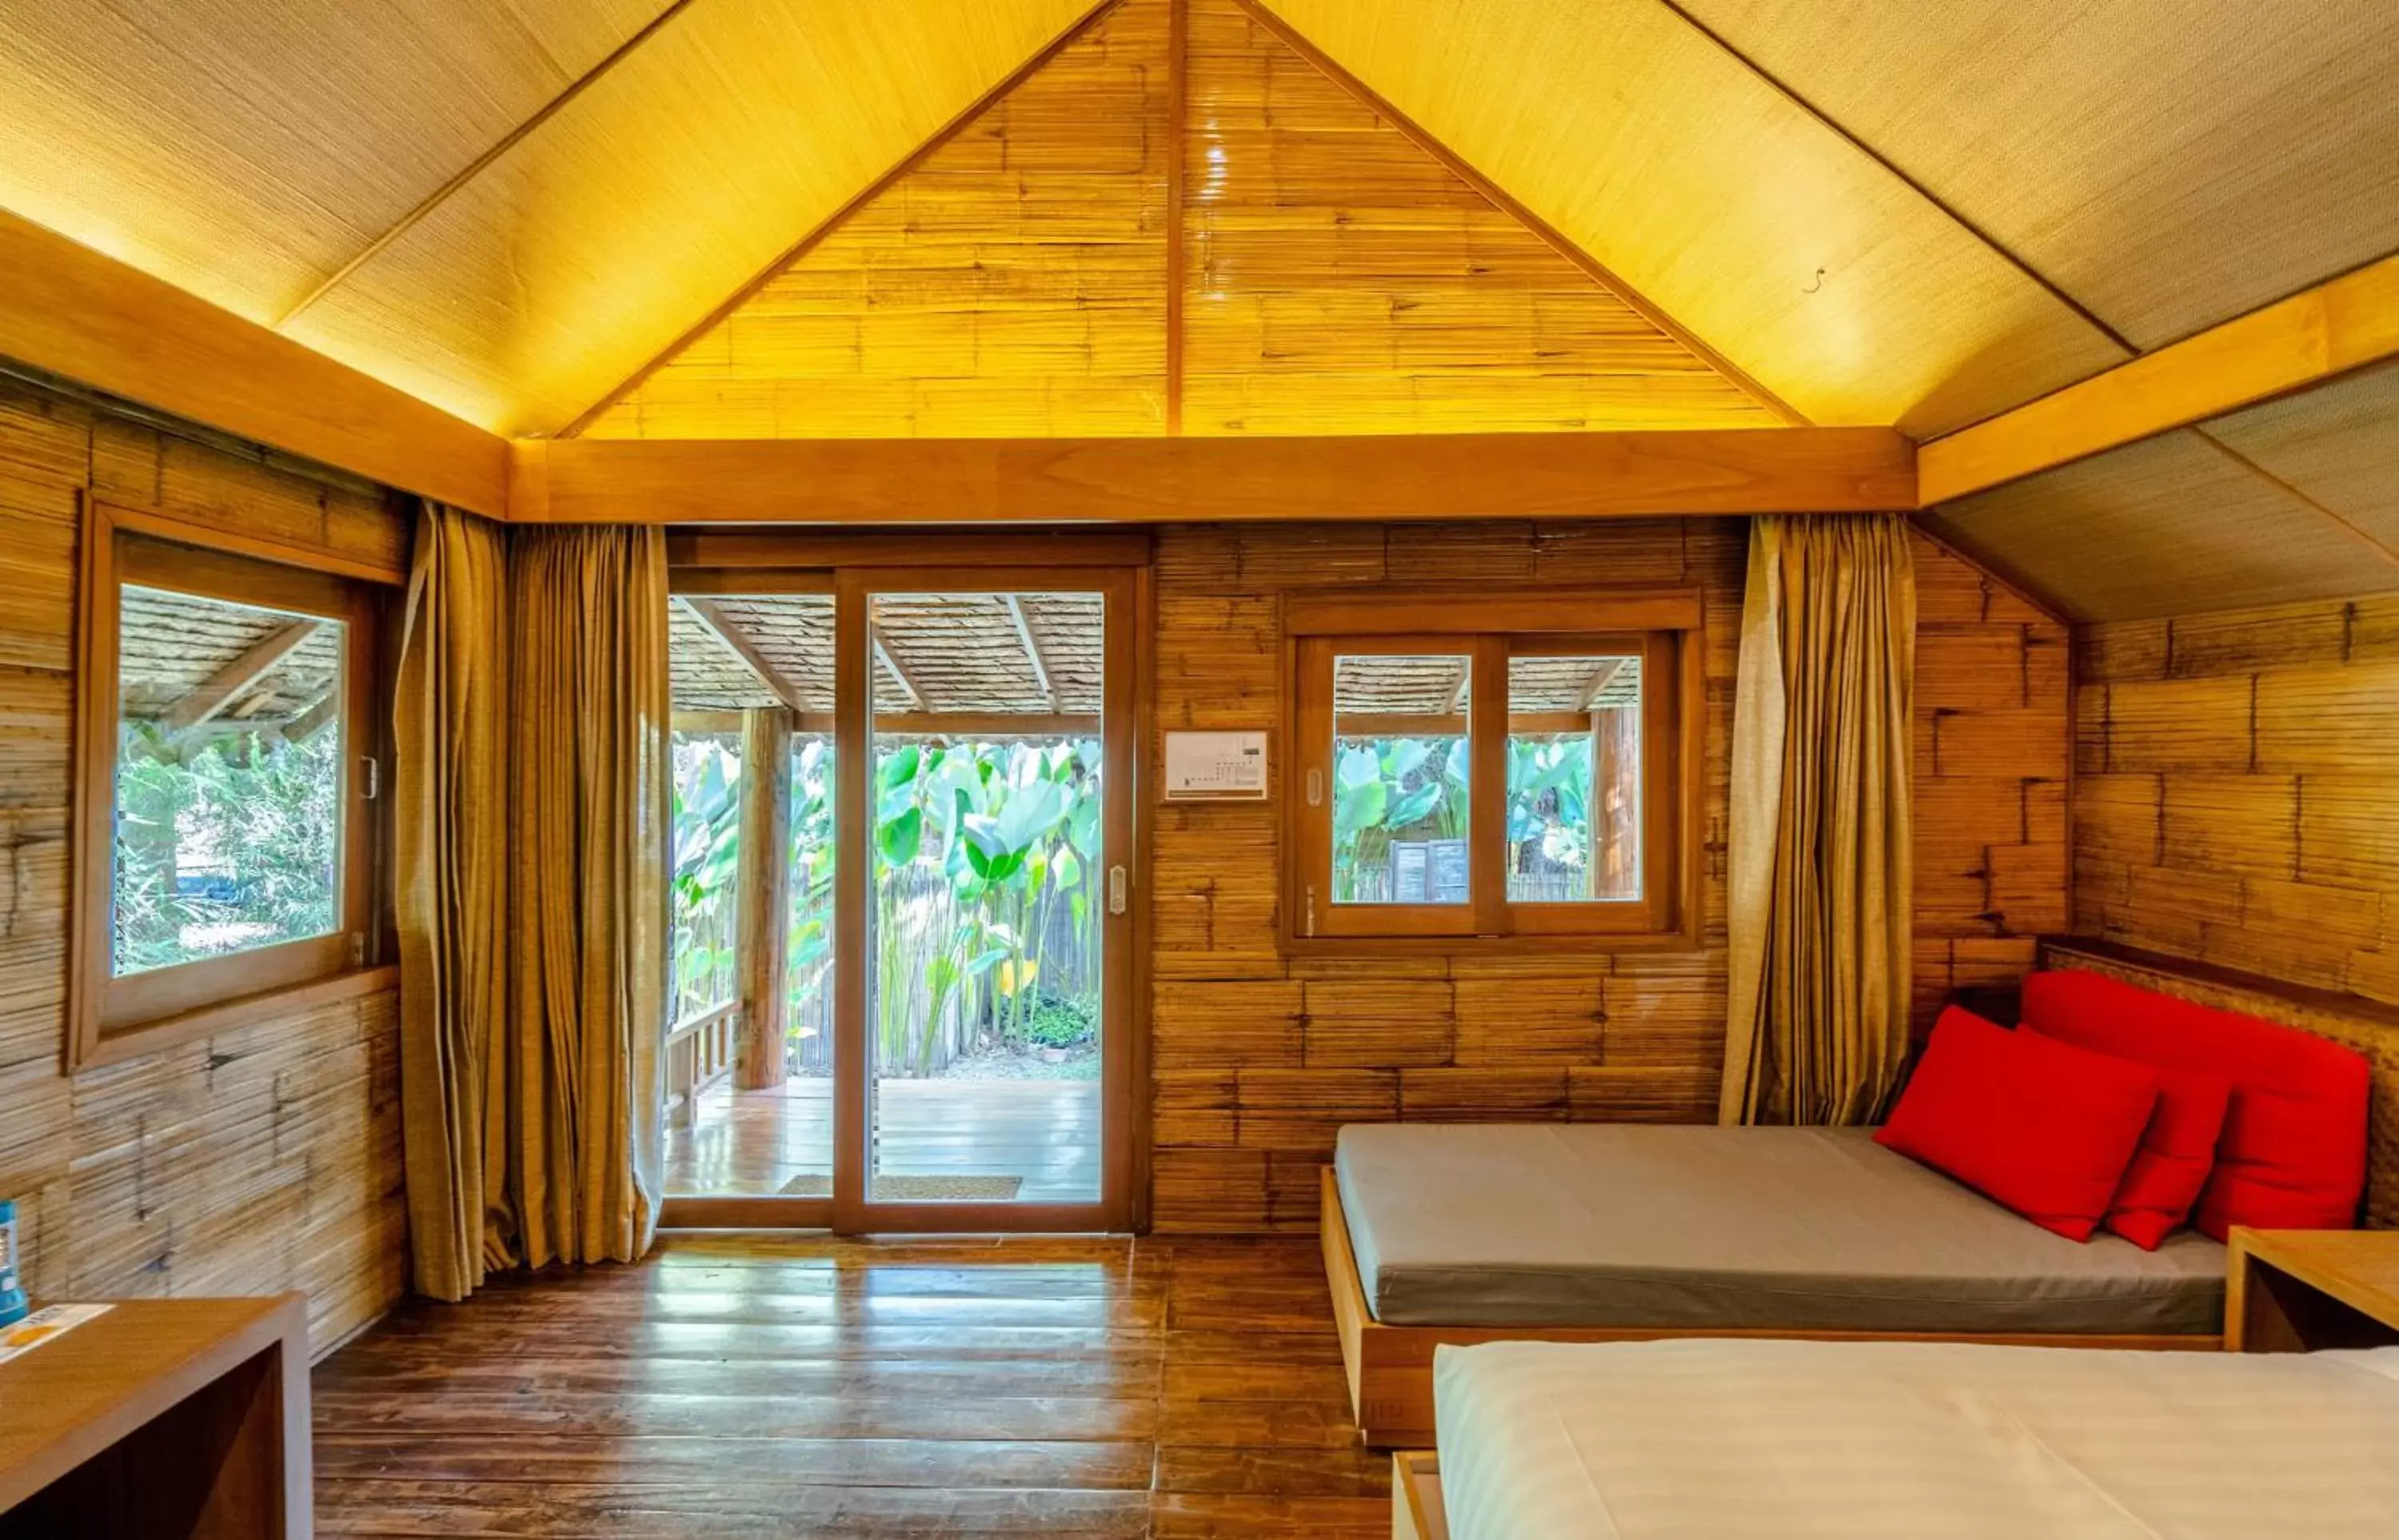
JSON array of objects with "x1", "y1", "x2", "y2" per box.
[{"x1": 0, "y1": 1197, "x2": 26, "y2": 1327}]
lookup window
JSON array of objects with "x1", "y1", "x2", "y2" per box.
[
  {"x1": 1287, "y1": 589, "x2": 1698, "y2": 947},
  {"x1": 71, "y1": 516, "x2": 385, "y2": 1066}
]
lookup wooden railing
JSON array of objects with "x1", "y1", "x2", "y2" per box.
[{"x1": 664, "y1": 999, "x2": 739, "y2": 1130}]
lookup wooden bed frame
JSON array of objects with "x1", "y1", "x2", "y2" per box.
[
  {"x1": 1391, "y1": 1451, "x2": 1446, "y2": 1540},
  {"x1": 1320, "y1": 1165, "x2": 2218, "y2": 1447}
]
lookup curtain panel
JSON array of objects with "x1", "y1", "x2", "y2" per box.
[
  {"x1": 1720, "y1": 514, "x2": 1916, "y2": 1127},
  {"x1": 395, "y1": 505, "x2": 668, "y2": 1301}
]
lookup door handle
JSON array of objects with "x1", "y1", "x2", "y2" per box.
[{"x1": 1108, "y1": 864, "x2": 1128, "y2": 916}]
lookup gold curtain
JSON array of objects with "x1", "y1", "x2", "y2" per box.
[
  {"x1": 394, "y1": 504, "x2": 511, "y2": 1302},
  {"x1": 1720, "y1": 515, "x2": 1915, "y2": 1127},
  {"x1": 395, "y1": 509, "x2": 669, "y2": 1300},
  {"x1": 506, "y1": 526, "x2": 669, "y2": 1271}
]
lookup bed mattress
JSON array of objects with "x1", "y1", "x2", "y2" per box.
[
  {"x1": 1335, "y1": 1123, "x2": 2225, "y2": 1333},
  {"x1": 1433, "y1": 1338, "x2": 2399, "y2": 1538}
]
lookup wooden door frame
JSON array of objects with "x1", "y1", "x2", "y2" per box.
[{"x1": 660, "y1": 534, "x2": 1150, "y2": 1233}]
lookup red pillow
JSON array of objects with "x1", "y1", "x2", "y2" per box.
[
  {"x1": 2022, "y1": 970, "x2": 2369, "y2": 1239},
  {"x1": 2098, "y1": 1063, "x2": 2232, "y2": 1249},
  {"x1": 1876, "y1": 1007, "x2": 2159, "y2": 1241}
]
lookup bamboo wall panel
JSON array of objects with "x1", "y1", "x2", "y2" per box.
[
  {"x1": 1146, "y1": 520, "x2": 2066, "y2": 1232},
  {"x1": 0, "y1": 377, "x2": 409, "y2": 1353},
  {"x1": 1178, "y1": 0, "x2": 1775, "y2": 436},
  {"x1": 585, "y1": 0, "x2": 1170, "y2": 441},
  {"x1": 2076, "y1": 594, "x2": 2399, "y2": 1007}
]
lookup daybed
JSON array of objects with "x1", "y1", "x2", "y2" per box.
[
  {"x1": 1403, "y1": 1335, "x2": 2399, "y2": 1539},
  {"x1": 1328, "y1": 940, "x2": 2392, "y2": 1446}
]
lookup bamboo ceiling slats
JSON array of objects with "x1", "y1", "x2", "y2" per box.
[
  {"x1": 1920, "y1": 431, "x2": 2399, "y2": 624},
  {"x1": 1252, "y1": 0, "x2": 2130, "y2": 436},
  {"x1": 2205, "y1": 361, "x2": 2399, "y2": 562},
  {"x1": 280, "y1": 1, "x2": 1100, "y2": 433},
  {"x1": 0, "y1": 0, "x2": 661, "y2": 327},
  {"x1": 1676, "y1": 0, "x2": 2399, "y2": 352},
  {"x1": 587, "y1": 0, "x2": 1171, "y2": 441},
  {"x1": 669, "y1": 591, "x2": 1103, "y2": 718},
  {"x1": 1180, "y1": 0, "x2": 1775, "y2": 436}
]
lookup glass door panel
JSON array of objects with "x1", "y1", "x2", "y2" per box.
[
  {"x1": 864, "y1": 591, "x2": 1106, "y2": 1207},
  {"x1": 663, "y1": 592, "x2": 836, "y2": 1206}
]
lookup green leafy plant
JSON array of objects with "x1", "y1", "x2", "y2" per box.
[
  {"x1": 112, "y1": 721, "x2": 339, "y2": 974},
  {"x1": 1329, "y1": 734, "x2": 1467, "y2": 901}
]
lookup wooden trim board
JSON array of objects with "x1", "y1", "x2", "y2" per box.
[
  {"x1": 1392, "y1": 1452, "x2": 1447, "y2": 1540},
  {"x1": 0, "y1": 209, "x2": 508, "y2": 515},
  {"x1": 513, "y1": 429, "x2": 1914, "y2": 525},
  {"x1": 1919, "y1": 250, "x2": 2399, "y2": 506},
  {"x1": 1319, "y1": 1167, "x2": 2220, "y2": 1448}
]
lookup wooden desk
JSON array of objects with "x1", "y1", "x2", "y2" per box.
[
  {"x1": 2226, "y1": 1228, "x2": 2399, "y2": 1353},
  {"x1": 0, "y1": 1294, "x2": 311, "y2": 1539}
]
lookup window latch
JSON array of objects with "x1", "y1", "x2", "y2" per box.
[
  {"x1": 360, "y1": 756, "x2": 380, "y2": 801},
  {"x1": 1305, "y1": 768, "x2": 1323, "y2": 807},
  {"x1": 1108, "y1": 864, "x2": 1128, "y2": 916}
]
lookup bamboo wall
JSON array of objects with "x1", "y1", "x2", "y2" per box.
[
  {"x1": 1147, "y1": 520, "x2": 2067, "y2": 1231},
  {"x1": 0, "y1": 377, "x2": 408, "y2": 1351},
  {"x1": 2075, "y1": 595, "x2": 2399, "y2": 1003},
  {"x1": 582, "y1": 0, "x2": 1774, "y2": 441}
]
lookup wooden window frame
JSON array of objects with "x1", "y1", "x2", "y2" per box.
[
  {"x1": 1283, "y1": 587, "x2": 1703, "y2": 955},
  {"x1": 68, "y1": 503, "x2": 392, "y2": 1070}
]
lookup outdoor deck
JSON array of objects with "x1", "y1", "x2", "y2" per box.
[{"x1": 666, "y1": 1077, "x2": 1103, "y2": 1203}]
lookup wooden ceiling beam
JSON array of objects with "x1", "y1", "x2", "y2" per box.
[
  {"x1": 1572, "y1": 658, "x2": 1624, "y2": 712},
  {"x1": 869, "y1": 623, "x2": 927, "y2": 712},
  {"x1": 0, "y1": 209, "x2": 509, "y2": 515},
  {"x1": 1001, "y1": 594, "x2": 1060, "y2": 711},
  {"x1": 511, "y1": 427, "x2": 1914, "y2": 525},
  {"x1": 679, "y1": 596, "x2": 812, "y2": 719},
  {"x1": 1919, "y1": 251, "x2": 2399, "y2": 507},
  {"x1": 160, "y1": 620, "x2": 321, "y2": 736}
]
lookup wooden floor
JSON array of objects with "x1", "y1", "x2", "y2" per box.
[
  {"x1": 312, "y1": 1232, "x2": 1387, "y2": 1537},
  {"x1": 668, "y1": 1079, "x2": 1104, "y2": 1203}
]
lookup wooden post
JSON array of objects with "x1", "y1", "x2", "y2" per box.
[
  {"x1": 734, "y1": 707, "x2": 793, "y2": 1091},
  {"x1": 1591, "y1": 707, "x2": 1640, "y2": 900}
]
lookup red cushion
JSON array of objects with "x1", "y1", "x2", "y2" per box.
[
  {"x1": 2022, "y1": 970, "x2": 2369, "y2": 1239},
  {"x1": 2098, "y1": 1063, "x2": 2232, "y2": 1249},
  {"x1": 1875, "y1": 1007, "x2": 2159, "y2": 1241}
]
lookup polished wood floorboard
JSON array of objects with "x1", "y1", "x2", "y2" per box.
[
  {"x1": 668, "y1": 1079, "x2": 1103, "y2": 1203},
  {"x1": 312, "y1": 1233, "x2": 1387, "y2": 1537}
]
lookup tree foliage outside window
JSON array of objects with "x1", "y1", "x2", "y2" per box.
[
  {"x1": 112, "y1": 722, "x2": 340, "y2": 975},
  {"x1": 666, "y1": 732, "x2": 1101, "y2": 1080},
  {"x1": 1331, "y1": 735, "x2": 1468, "y2": 902}
]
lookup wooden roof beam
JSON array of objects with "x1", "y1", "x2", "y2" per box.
[
  {"x1": 679, "y1": 596, "x2": 811, "y2": 719},
  {"x1": 1919, "y1": 251, "x2": 2399, "y2": 506},
  {"x1": 1001, "y1": 594, "x2": 1059, "y2": 711},
  {"x1": 510, "y1": 428, "x2": 1915, "y2": 525},
  {"x1": 869, "y1": 621, "x2": 926, "y2": 712},
  {"x1": 160, "y1": 620, "x2": 321, "y2": 736},
  {"x1": 1573, "y1": 658, "x2": 1624, "y2": 712},
  {"x1": 0, "y1": 209, "x2": 509, "y2": 514}
]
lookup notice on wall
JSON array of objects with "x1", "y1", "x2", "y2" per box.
[
  {"x1": 0, "y1": 1303, "x2": 112, "y2": 1366},
  {"x1": 1163, "y1": 731, "x2": 1269, "y2": 800}
]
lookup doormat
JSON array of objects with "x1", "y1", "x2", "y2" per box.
[{"x1": 778, "y1": 1174, "x2": 1024, "y2": 1201}]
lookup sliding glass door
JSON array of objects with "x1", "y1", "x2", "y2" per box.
[{"x1": 661, "y1": 549, "x2": 1136, "y2": 1232}]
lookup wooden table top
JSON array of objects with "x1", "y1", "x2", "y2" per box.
[
  {"x1": 2231, "y1": 1228, "x2": 2399, "y2": 1331},
  {"x1": 0, "y1": 1294, "x2": 305, "y2": 1512}
]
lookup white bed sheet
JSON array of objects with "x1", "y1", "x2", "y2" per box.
[{"x1": 1434, "y1": 1339, "x2": 2399, "y2": 1539}]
